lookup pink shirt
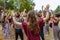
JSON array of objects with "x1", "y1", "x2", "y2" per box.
[
  {"x1": 22, "y1": 22, "x2": 40, "y2": 40},
  {"x1": 38, "y1": 18, "x2": 44, "y2": 31}
]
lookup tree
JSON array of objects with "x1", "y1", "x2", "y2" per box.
[
  {"x1": 0, "y1": 0, "x2": 4, "y2": 7},
  {"x1": 6, "y1": 0, "x2": 35, "y2": 12},
  {"x1": 19, "y1": 0, "x2": 35, "y2": 12},
  {"x1": 5, "y1": 0, "x2": 14, "y2": 10},
  {"x1": 54, "y1": 5, "x2": 60, "y2": 13},
  {"x1": 0, "y1": 0, "x2": 35, "y2": 13}
]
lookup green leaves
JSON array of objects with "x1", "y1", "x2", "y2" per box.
[
  {"x1": 19, "y1": 0, "x2": 35, "y2": 12},
  {"x1": 0, "y1": 0, "x2": 4, "y2": 6},
  {"x1": 54, "y1": 5, "x2": 60, "y2": 13},
  {"x1": 0, "y1": 0, "x2": 35, "y2": 12}
]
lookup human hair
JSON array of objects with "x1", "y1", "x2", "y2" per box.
[
  {"x1": 37, "y1": 12, "x2": 42, "y2": 17},
  {"x1": 3, "y1": 15, "x2": 6, "y2": 22},
  {"x1": 27, "y1": 11, "x2": 40, "y2": 34},
  {"x1": 55, "y1": 13, "x2": 60, "y2": 17},
  {"x1": 16, "y1": 12, "x2": 20, "y2": 18}
]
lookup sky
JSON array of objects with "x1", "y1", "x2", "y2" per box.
[{"x1": 33, "y1": 0, "x2": 60, "y2": 11}]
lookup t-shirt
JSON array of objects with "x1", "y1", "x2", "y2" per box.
[
  {"x1": 14, "y1": 18, "x2": 24, "y2": 29},
  {"x1": 22, "y1": 22, "x2": 40, "y2": 40}
]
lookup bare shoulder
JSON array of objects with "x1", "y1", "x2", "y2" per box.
[
  {"x1": 22, "y1": 22, "x2": 27, "y2": 25},
  {"x1": 26, "y1": 22, "x2": 29, "y2": 25}
]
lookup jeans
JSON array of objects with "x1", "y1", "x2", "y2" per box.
[
  {"x1": 40, "y1": 30, "x2": 45, "y2": 40},
  {"x1": 15, "y1": 29, "x2": 23, "y2": 40}
]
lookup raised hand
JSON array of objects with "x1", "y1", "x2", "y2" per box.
[
  {"x1": 42, "y1": 5, "x2": 43, "y2": 11},
  {"x1": 46, "y1": 4, "x2": 50, "y2": 11},
  {"x1": 11, "y1": 10, "x2": 15, "y2": 16}
]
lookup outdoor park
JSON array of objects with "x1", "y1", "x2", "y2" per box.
[{"x1": 0, "y1": 0, "x2": 60, "y2": 40}]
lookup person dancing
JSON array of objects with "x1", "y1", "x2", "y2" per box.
[
  {"x1": 12, "y1": 10, "x2": 41, "y2": 40},
  {"x1": 37, "y1": 5, "x2": 49, "y2": 40},
  {"x1": 49, "y1": 15, "x2": 60, "y2": 40}
]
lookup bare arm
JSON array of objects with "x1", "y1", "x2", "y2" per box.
[
  {"x1": 43, "y1": 11, "x2": 49, "y2": 21},
  {"x1": 11, "y1": 10, "x2": 22, "y2": 26},
  {"x1": 41, "y1": 12, "x2": 44, "y2": 18},
  {"x1": 41, "y1": 6, "x2": 44, "y2": 18},
  {"x1": 53, "y1": 17, "x2": 59, "y2": 22},
  {"x1": 13, "y1": 16, "x2": 22, "y2": 26},
  {"x1": 5, "y1": 14, "x2": 10, "y2": 21}
]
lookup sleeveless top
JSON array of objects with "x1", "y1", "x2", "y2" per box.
[
  {"x1": 38, "y1": 18, "x2": 44, "y2": 31},
  {"x1": 53, "y1": 22, "x2": 58, "y2": 26},
  {"x1": 22, "y1": 22, "x2": 40, "y2": 40},
  {"x1": 5, "y1": 20, "x2": 10, "y2": 30},
  {"x1": 49, "y1": 19, "x2": 58, "y2": 27},
  {"x1": 14, "y1": 18, "x2": 24, "y2": 29}
]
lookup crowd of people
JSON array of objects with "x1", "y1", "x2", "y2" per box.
[{"x1": 0, "y1": 5, "x2": 60, "y2": 40}]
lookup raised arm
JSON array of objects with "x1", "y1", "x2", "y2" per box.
[
  {"x1": 43, "y1": 11, "x2": 49, "y2": 21},
  {"x1": 12, "y1": 11, "x2": 22, "y2": 26},
  {"x1": 41, "y1": 6, "x2": 44, "y2": 18},
  {"x1": 13, "y1": 16, "x2": 22, "y2": 26},
  {"x1": 5, "y1": 14, "x2": 10, "y2": 21},
  {"x1": 43, "y1": 5, "x2": 49, "y2": 21},
  {"x1": 53, "y1": 16, "x2": 59, "y2": 22}
]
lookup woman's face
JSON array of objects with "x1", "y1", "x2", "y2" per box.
[
  {"x1": 40, "y1": 13, "x2": 42, "y2": 17},
  {"x1": 50, "y1": 17, "x2": 53, "y2": 20},
  {"x1": 50, "y1": 15, "x2": 53, "y2": 19}
]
